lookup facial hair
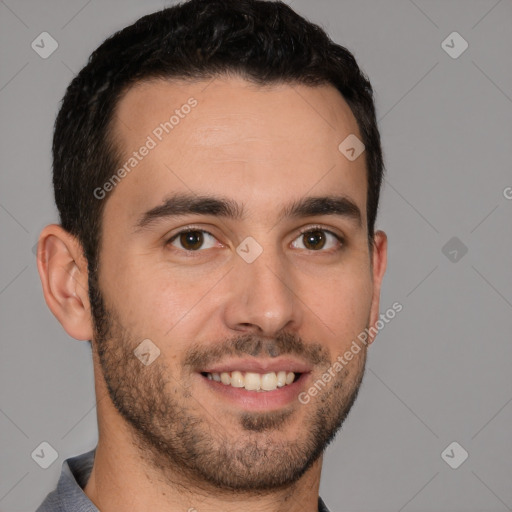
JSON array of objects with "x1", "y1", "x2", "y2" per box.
[{"x1": 88, "y1": 273, "x2": 367, "y2": 493}]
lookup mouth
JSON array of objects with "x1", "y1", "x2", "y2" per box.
[
  {"x1": 196, "y1": 358, "x2": 312, "y2": 411},
  {"x1": 200, "y1": 370, "x2": 301, "y2": 392}
]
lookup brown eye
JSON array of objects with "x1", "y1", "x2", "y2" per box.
[
  {"x1": 168, "y1": 230, "x2": 217, "y2": 251},
  {"x1": 291, "y1": 228, "x2": 343, "y2": 252},
  {"x1": 303, "y1": 230, "x2": 326, "y2": 250}
]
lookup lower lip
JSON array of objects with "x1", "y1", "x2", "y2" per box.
[{"x1": 199, "y1": 373, "x2": 310, "y2": 411}]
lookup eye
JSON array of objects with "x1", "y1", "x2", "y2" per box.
[
  {"x1": 167, "y1": 229, "x2": 219, "y2": 252},
  {"x1": 166, "y1": 226, "x2": 343, "y2": 254},
  {"x1": 291, "y1": 227, "x2": 344, "y2": 252}
]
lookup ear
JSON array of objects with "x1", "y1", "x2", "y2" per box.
[
  {"x1": 36, "y1": 224, "x2": 94, "y2": 341},
  {"x1": 367, "y1": 230, "x2": 388, "y2": 345}
]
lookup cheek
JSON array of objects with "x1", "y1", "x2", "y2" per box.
[
  {"x1": 304, "y1": 266, "x2": 373, "y2": 344},
  {"x1": 98, "y1": 253, "x2": 179, "y2": 335}
]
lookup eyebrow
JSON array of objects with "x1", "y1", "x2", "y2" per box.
[{"x1": 134, "y1": 192, "x2": 362, "y2": 230}]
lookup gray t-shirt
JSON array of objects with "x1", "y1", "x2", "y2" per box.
[{"x1": 36, "y1": 449, "x2": 332, "y2": 512}]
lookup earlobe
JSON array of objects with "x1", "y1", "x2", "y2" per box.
[
  {"x1": 367, "y1": 230, "x2": 388, "y2": 345},
  {"x1": 36, "y1": 224, "x2": 94, "y2": 341}
]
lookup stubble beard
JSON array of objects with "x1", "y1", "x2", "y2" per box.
[{"x1": 88, "y1": 273, "x2": 367, "y2": 493}]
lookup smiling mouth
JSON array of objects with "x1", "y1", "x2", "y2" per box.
[{"x1": 200, "y1": 371, "x2": 301, "y2": 392}]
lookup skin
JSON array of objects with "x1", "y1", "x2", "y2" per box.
[{"x1": 37, "y1": 77, "x2": 387, "y2": 512}]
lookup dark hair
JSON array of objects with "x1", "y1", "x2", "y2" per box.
[{"x1": 53, "y1": 0, "x2": 384, "y2": 283}]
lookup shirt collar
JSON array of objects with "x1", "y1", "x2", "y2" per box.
[{"x1": 36, "y1": 448, "x2": 99, "y2": 512}]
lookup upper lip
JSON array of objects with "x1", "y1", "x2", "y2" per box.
[{"x1": 200, "y1": 357, "x2": 313, "y2": 375}]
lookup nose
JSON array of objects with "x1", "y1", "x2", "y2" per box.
[{"x1": 222, "y1": 246, "x2": 302, "y2": 336}]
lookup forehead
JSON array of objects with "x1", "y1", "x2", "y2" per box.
[{"x1": 106, "y1": 76, "x2": 368, "y2": 226}]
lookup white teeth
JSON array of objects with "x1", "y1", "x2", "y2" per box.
[
  {"x1": 261, "y1": 372, "x2": 278, "y2": 391},
  {"x1": 205, "y1": 370, "x2": 297, "y2": 391},
  {"x1": 230, "y1": 370, "x2": 244, "y2": 388},
  {"x1": 244, "y1": 372, "x2": 261, "y2": 390},
  {"x1": 276, "y1": 371, "x2": 287, "y2": 387}
]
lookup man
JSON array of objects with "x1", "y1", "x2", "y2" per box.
[{"x1": 36, "y1": 0, "x2": 387, "y2": 510}]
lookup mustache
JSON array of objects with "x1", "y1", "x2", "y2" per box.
[{"x1": 183, "y1": 331, "x2": 330, "y2": 369}]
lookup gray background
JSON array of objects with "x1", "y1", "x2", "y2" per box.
[{"x1": 1, "y1": 0, "x2": 511, "y2": 511}]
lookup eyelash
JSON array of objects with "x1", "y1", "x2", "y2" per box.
[{"x1": 166, "y1": 224, "x2": 345, "y2": 254}]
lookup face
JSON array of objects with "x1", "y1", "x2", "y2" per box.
[{"x1": 91, "y1": 77, "x2": 386, "y2": 491}]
